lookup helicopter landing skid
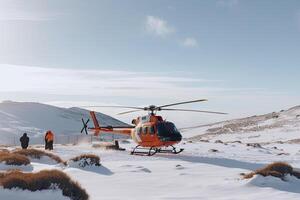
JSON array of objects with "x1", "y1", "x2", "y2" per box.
[
  {"x1": 157, "y1": 145, "x2": 184, "y2": 154},
  {"x1": 130, "y1": 145, "x2": 184, "y2": 156},
  {"x1": 130, "y1": 146, "x2": 158, "y2": 156}
]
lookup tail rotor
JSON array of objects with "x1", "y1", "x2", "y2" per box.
[{"x1": 81, "y1": 118, "x2": 90, "y2": 135}]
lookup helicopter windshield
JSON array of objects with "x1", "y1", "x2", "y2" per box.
[{"x1": 156, "y1": 122, "x2": 181, "y2": 138}]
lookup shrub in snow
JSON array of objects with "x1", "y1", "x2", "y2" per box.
[
  {"x1": 214, "y1": 140, "x2": 223, "y2": 144},
  {"x1": 199, "y1": 139, "x2": 209, "y2": 143},
  {"x1": 0, "y1": 149, "x2": 10, "y2": 153},
  {"x1": 246, "y1": 143, "x2": 262, "y2": 148},
  {"x1": 92, "y1": 143, "x2": 102, "y2": 148},
  {"x1": 244, "y1": 162, "x2": 300, "y2": 180},
  {"x1": 13, "y1": 149, "x2": 66, "y2": 165},
  {"x1": 0, "y1": 169, "x2": 89, "y2": 200},
  {"x1": 68, "y1": 154, "x2": 101, "y2": 168},
  {"x1": 0, "y1": 151, "x2": 30, "y2": 166}
]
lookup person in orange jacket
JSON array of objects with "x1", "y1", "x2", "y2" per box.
[{"x1": 45, "y1": 130, "x2": 54, "y2": 150}]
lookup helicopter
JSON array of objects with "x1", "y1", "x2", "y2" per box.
[{"x1": 81, "y1": 99, "x2": 227, "y2": 156}]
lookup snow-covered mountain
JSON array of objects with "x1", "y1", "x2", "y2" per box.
[
  {"x1": 0, "y1": 101, "x2": 129, "y2": 143},
  {"x1": 182, "y1": 105, "x2": 300, "y2": 141}
]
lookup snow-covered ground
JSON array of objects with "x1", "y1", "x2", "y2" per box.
[
  {"x1": 1, "y1": 137, "x2": 300, "y2": 200},
  {"x1": 182, "y1": 105, "x2": 300, "y2": 140},
  {"x1": 1, "y1": 104, "x2": 300, "y2": 199}
]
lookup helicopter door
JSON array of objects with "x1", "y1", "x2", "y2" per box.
[{"x1": 142, "y1": 126, "x2": 153, "y2": 142}]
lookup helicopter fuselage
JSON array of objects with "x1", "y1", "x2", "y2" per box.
[
  {"x1": 131, "y1": 114, "x2": 182, "y2": 147},
  {"x1": 88, "y1": 112, "x2": 182, "y2": 148}
]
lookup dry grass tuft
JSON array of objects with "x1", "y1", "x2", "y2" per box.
[
  {"x1": 0, "y1": 170, "x2": 89, "y2": 200},
  {"x1": 13, "y1": 149, "x2": 66, "y2": 165},
  {"x1": 91, "y1": 144, "x2": 102, "y2": 149},
  {"x1": 0, "y1": 149, "x2": 10, "y2": 153},
  {"x1": 0, "y1": 152, "x2": 30, "y2": 166},
  {"x1": 243, "y1": 162, "x2": 300, "y2": 179},
  {"x1": 70, "y1": 154, "x2": 101, "y2": 167}
]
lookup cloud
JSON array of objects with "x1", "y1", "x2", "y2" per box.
[
  {"x1": 182, "y1": 37, "x2": 198, "y2": 47},
  {"x1": 0, "y1": 64, "x2": 226, "y2": 99},
  {"x1": 0, "y1": 1, "x2": 59, "y2": 21},
  {"x1": 1, "y1": 64, "x2": 294, "y2": 126},
  {"x1": 145, "y1": 16, "x2": 198, "y2": 48},
  {"x1": 145, "y1": 16, "x2": 175, "y2": 37},
  {"x1": 0, "y1": 11, "x2": 58, "y2": 21},
  {"x1": 216, "y1": 0, "x2": 239, "y2": 8},
  {"x1": 0, "y1": 65, "x2": 269, "y2": 100}
]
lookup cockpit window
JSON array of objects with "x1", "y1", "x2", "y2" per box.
[
  {"x1": 149, "y1": 126, "x2": 155, "y2": 135},
  {"x1": 143, "y1": 126, "x2": 148, "y2": 135},
  {"x1": 156, "y1": 122, "x2": 180, "y2": 137}
]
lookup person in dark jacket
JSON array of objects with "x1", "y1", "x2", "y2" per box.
[{"x1": 20, "y1": 133, "x2": 29, "y2": 149}]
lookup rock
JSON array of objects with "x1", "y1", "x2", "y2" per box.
[
  {"x1": 246, "y1": 143, "x2": 262, "y2": 148},
  {"x1": 209, "y1": 149, "x2": 219, "y2": 153},
  {"x1": 277, "y1": 152, "x2": 290, "y2": 156},
  {"x1": 232, "y1": 140, "x2": 242, "y2": 144},
  {"x1": 199, "y1": 139, "x2": 209, "y2": 143},
  {"x1": 214, "y1": 140, "x2": 223, "y2": 144}
]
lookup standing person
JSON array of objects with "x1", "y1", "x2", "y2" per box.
[
  {"x1": 20, "y1": 133, "x2": 29, "y2": 149},
  {"x1": 44, "y1": 131, "x2": 49, "y2": 150},
  {"x1": 45, "y1": 130, "x2": 54, "y2": 150}
]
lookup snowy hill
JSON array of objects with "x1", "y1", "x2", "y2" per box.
[
  {"x1": 0, "y1": 101, "x2": 128, "y2": 143},
  {"x1": 182, "y1": 105, "x2": 300, "y2": 142},
  {"x1": 2, "y1": 104, "x2": 300, "y2": 199}
]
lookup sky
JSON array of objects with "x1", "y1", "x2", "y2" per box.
[{"x1": 0, "y1": 0, "x2": 299, "y2": 127}]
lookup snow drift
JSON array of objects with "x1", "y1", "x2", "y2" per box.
[{"x1": 183, "y1": 105, "x2": 300, "y2": 139}]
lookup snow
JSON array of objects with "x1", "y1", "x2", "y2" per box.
[
  {"x1": 182, "y1": 105, "x2": 300, "y2": 140},
  {"x1": 2, "y1": 137, "x2": 300, "y2": 200},
  {"x1": 67, "y1": 159, "x2": 99, "y2": 169},
  {"x1": 0, "y1": 187, "x2": 70, "y2": 200},
  {"x1": 0, "y1": 162, "x2": 33, "y2": 171},
  {"x1": 201, "y1": 130, "x2": 300, "y2": 144},
  {"x1": 30, "y1": 156, "x2": 61, "y2": 165},
  {"x1": 248, "y1": 175, "x2": 300, "y2": 194},
  {"x1": 1, "y1": 104, "x2": 300, "y2": 199}
]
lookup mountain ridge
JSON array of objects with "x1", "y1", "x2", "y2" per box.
[
  {"x1": 181, "y1": 105, "x2": 300, "y2": 139},
  {"x1": 0, "y1": 101, "x2": 128, "y2": 143}
]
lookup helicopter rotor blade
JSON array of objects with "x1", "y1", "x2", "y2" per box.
[
  {"x1": 160, "y1": 108, "x2": 228, "y2": 115},
  {"x1": 117, "y1": 109, "x2": 143, "y2": 115},
  {"x1": 81, "y1": 105, "x2": 145, "y2": 110},
  {"x1": 157, "y1": 99, "x2": 208, "y2": 109}
]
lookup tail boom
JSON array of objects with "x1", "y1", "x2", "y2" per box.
[{"x1": 89, "y1": 111, "x2": 132, "y2": 136}]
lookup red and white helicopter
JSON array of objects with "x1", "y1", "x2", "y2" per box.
[{"x1": 81, "y1": 99, "x2": 227, "y2": 156}]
